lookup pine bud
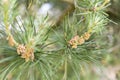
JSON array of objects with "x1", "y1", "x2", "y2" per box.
[
  {"x1": 83, "y1": 32, "x2": 91, "y2": 40},
  {"x1": 78, "y1": 36, "x2": 85, "y2": 45},
  {"x1": 17, "y1": 44, "x2": 34, "y2": 62},
  {"x1": 72, "y1": 43, "x2": 77, "y2": 49},
  {"x1": 68, "y1": 35, "x2": 79, "y2": 44},
  {"x1": 17, "y1": 44, "x2": 26, "y2": 55},
  {"x1": 7, "y1": 35, "x2": 16, "y2": 46},
  {"x1": 68, "y1": 35, "x2": 79, "y2": 48}
]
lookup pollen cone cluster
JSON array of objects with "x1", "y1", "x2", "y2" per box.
[
  {"x1": 68, "y1": 32, "x2": 91, "y2": 48},
  {"x1": 17, "y1": 44, "x2": 34, "y2": 62}
]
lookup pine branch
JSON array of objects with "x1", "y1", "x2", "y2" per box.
[{"x1": 0, "y1": 0, "x2": 110, "y2": 80}]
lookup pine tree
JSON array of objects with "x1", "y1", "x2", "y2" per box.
[{"x1": 0, "y1": 0, "x2": 110, "y2": 80}]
